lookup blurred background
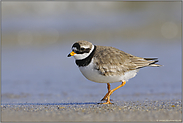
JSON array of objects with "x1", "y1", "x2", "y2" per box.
[{"x1": 2, "y1": 2, "x2": 181, "y2": 103}]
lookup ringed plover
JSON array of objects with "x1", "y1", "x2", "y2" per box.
[{"x1": 68, "y1": 40, "x2": 161, "y2": 104}]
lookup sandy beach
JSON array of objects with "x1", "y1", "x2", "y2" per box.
[{"x1": 1, "y1": 99, "x2": 182, "y2": 122}]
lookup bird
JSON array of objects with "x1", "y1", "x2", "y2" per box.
[{"x1": 67, "y1": 40, "x2": 161, "y2": 104}]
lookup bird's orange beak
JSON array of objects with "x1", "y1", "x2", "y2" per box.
[{"x1": 67, "y1": 51, "x2": 76, "y2": 57}]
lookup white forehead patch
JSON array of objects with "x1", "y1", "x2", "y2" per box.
[{"x1": 72, "y1": 47, "x2": 77, "y2": 51}]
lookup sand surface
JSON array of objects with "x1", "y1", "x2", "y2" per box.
[{"x1": 1, "y1": 99, "x2": 182, "y2": 122}]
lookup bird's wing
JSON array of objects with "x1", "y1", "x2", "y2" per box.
[{"x1": 93, "y1": 46, "x2": 158, "y2": 76}]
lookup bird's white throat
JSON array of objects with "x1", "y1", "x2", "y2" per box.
[{"x1": 73, "y1": 44, "x2": 94, "y2": 60}]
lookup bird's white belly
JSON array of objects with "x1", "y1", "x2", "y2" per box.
[{"x1": 78, "y1": 60, "x2": 139, "y2": 83}]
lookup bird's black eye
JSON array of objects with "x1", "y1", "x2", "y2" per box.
[{"x1": 81, "y1": 48, "x2": 84, "y2": 50}]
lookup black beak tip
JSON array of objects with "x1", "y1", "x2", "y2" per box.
[{"x1": 67, "y1": 54, "x2": 71, "y2": 57}]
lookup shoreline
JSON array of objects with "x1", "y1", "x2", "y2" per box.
[{"x1": 1, "y1": 99, "x2": 182, "y2": 122}]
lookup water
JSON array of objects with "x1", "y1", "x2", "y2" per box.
[{"x1": 2, "y1": 40, "x2": 181, "y2": 103}]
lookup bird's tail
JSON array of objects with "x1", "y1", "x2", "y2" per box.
[{"x1": 144, "y1": 58, "x2": 162, "y2": 67}]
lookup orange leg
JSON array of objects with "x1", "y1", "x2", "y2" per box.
[
  {"x1": 101, "y1": 83, "x2": 111, "y2": 101},
  {"x1": 101, "y1": 81, "x2": 126, "y2": 104}
]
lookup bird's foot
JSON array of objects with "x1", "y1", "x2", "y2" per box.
[{"x1": 98, "y1": 101, "x2": 114, "y2": 104}]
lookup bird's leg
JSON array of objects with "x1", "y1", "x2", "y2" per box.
[
  {"x1": 101, "y1": 83, "x2": 112, "y2": 104},
  {"x1": 101, "y1": 81, "x2": 126, "y2": 104},
  {"x1": 101, "y1": 83, "x2": 111, "y2": 101}
]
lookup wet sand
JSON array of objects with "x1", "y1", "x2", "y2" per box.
[{"x1": 1, "y1": 100, "x2": 182, "y2": 122}]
